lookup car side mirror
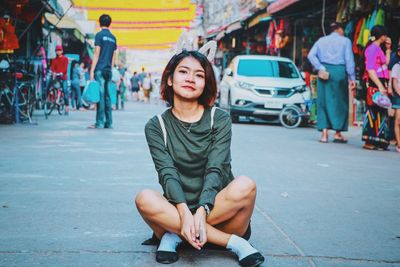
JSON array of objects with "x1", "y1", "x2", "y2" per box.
[
  {"x1": 300, "y1": 71, "x2": 306, "y2": 80},
  {"x1": 224, "y1": 68, "x2": 233, "y2": 76}
]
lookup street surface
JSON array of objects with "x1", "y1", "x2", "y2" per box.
[{"x1": 0, "y1": 102, "x2": 399, "y2": 267}]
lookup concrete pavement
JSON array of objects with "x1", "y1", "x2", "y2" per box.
[{"x1": 0, "y1": 102, "x2": 399, "y2": 267}]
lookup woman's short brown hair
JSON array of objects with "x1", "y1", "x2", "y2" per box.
[{"x1": 160, "y1": 50, "x2": 217, "y2": 108}]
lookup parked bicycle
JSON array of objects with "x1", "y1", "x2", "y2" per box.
[
  {"x1": 43, "y1": 71, "x2": 65, "y2": 119},
  {"x1": 0, "y1": 58, "x2": 36, "y2": 124},
  {"x1": 279, "y1": 96, "x2": 315, "y2": 129}
]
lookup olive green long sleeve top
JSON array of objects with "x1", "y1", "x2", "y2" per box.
[{"x1": 144, "y1": 107, "x2": 234, "y2": 210}]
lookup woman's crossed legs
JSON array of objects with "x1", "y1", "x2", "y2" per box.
[{"x1": 135, "y1": 175, "x2": 256, "y2": 247}]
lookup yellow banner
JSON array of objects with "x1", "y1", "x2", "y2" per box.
[{"x1": 74, "y1": 0, "x2": 196, "y2": 49}]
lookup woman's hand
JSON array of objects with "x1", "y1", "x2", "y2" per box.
[
  {"x1": 193, "y1": 207, "x2": 207, "y2": 247},
  {"x1": 378, "y1": 83, "x2": 387, "y2": 95},
  {"x1": 176, "y1": 203, "x2": 201, "y2": 250}
]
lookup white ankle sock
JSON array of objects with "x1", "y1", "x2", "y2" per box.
[
  {"x1": 157, "y1": 232, "x2": 182, "y2": 252},
  {"x1": 226, "y1": 234, "x2": 258, "y2": 260}
]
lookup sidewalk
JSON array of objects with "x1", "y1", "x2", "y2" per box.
[{"x1": 0, "y1": 102, "x2": 399, "y2": 267}]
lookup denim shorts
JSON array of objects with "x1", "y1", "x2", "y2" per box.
[{"x1": 392, "y1": 91, "x2": 400, "y2": 109}]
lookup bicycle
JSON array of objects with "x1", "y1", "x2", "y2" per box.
[
  {"x1": 0, "y1": 60, "x2": 36, "y2": 124},
  {"x1": 279, "y1": 96, "x2": 315, "y2": 129},
  {"x1": 43, "y1": 72, "x2": 65, "y2": 119}
]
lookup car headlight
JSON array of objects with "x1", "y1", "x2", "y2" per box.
[
  {"x1": 292, "y1": 85, "x2": 307, "y2": 93},
  {"x1": 235, "y1": 81, "x2": 254, "y2": 90}
]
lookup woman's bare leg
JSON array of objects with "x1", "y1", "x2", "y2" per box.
[
  {"x1": 135, "y1": 189, "x2": 181, "y2": 239},
  {"x1": 395, "y1": 109, "x2": 400, "y2": 148},
  {"x1": 207, "y1": 176, "x2": 256, "y2": 237}
]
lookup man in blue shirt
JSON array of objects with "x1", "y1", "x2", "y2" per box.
[
  {"x1": 89, "y1": 14, "x2": 117, "y2": 129},
  {"x1": 308, "y1": 22, "x2": 356, "y2": 143}
]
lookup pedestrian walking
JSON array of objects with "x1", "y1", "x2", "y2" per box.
[
  {"x1": 391, "y1": 54, "x2": 400, "y2": 153},
  {"x1": 88, "y1": 14, "x2": 117, "y2": 129},
  {"x1": 387, "y1": 39, "x2": 400, "y2": 144},
  {"x1": 135, "y1": 42, "x2": 264, "y2": 266},
  {"x1": 70, "y1": 61, "x2": 82, "y2": 110},
  {"x1": 142, "y1": 72, "x2": 151, "y2": 103},
  {"x1": 79, "y1": 62, "x2": 87, "y2": 95},
  {"x1": 308, "y1": 22, "x2": 356, "y2": 143},
  {"x1": 130, "y1": 71, "x2": 140, "y2": 101},
  {"x1": 117, "y1": 62, "x2": 127, "y2": 110},
  {"x1": 362, "y1": 25, "x2": 391, "y2": 150}
]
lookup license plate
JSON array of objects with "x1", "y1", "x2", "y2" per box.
[{"x1": 264, "y1": 101, "x2": 282, "y2": 109}]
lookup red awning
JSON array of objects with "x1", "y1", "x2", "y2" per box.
[{"x1": 267, "y1": 0, "x2": 300, "y2": 14}]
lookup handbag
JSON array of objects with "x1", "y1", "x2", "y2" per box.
[
  {"x1": 318, "y1": 70, "x2": 330, "y2": 80},
  {"x1": 372, "y1": 91, "x2": 392, "y2": 109},
  {"x1": 82, "y1": 80, "x2": 100, "y2": 104}
]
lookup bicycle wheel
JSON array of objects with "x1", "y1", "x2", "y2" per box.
[
  {"x1": 17, "y1": 84, "x2": 35, "y2": 121},
  {"x1": 44, "y1": 88, "x2": 56, "y2": 118},
  {"x1": 57, "y1": 91, "x2": 65, "y2": 115},
  {"x1": 279, "y1": 105, "x2": 302, "y2": 129}
]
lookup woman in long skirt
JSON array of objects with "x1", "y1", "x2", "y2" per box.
[{"x1": 362, "y1": 25, "x2": 391, "y2": 150}]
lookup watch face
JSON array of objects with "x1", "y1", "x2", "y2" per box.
[{"x1": 203, "y1": 204, "x2": 210, "y2": 215}]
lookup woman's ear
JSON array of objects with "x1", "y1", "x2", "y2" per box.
[{"x1": 167, "y1": 76, "x2": 173, "y2": 87}]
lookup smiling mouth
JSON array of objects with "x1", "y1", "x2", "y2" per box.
[{"x1": 182, "y1": 85, "x2": 195, "y2": 90}]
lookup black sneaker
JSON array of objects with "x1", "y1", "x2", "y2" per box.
[
  {"x1": 156, "y1": 250, "x2": 179, "y2": 264},
  {"x1": 239, "y1": 252, "x2": 265, "y2": 267}
]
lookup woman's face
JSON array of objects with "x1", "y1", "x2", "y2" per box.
[
  {"x1": 169, "y1": 56, "x2": 205, "y2": 102},
  {"x1": 378, "y1": 34, "x2": 387, "y2": 44}
]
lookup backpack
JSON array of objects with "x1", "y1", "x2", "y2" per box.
[{"x1": 157, "y1": 107, "x2": 217, "y2": 147}]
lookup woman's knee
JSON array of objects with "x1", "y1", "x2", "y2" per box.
[
  {"x1": 135, "y1": 189, "x2": 161, "y2": 215},
  {"x1": 228, "y1": 176, "x2": 257, "y2": 202}
]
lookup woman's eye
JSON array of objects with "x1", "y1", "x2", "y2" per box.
[
  {"x1": 196, "y1": 74, "x2": 204, "y2": 78},
  {"x1": 179, "y1": 70, "x2": 187, "y2": 74}
]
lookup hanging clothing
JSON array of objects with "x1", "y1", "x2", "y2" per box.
[
  {"x1": 369, "y1": 9, "x2": 378, "y2": 30},
  {"x1": 362, "y1": 15, "x2": 372, "y2": 47},
  {"x1": 0, "y1": 18, "x2": 19, "y2": 51},
  {"x1": 344, "y1": 20, "x2": 354, "y2": 38},
  {"x1": 374, "y1": 8, "x2": 385, "y2": 26},
  {"x1": 266, "y1": 20, "x2": 276, "y2": 55},
  {"x1": 352, "y1": 18, "x2": 364, "y2": 55},
  {"x1": 356, "y1": 17, "x2": 367, "y2": 47}
]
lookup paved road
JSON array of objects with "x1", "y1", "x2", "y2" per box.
[{"x1": 0, "y1": 102, "x2": 399, "y2": 267}]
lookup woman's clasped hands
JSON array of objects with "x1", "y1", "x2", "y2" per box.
[{"x1": 177, "y1": 203, "x2": 208, "y2": 250}]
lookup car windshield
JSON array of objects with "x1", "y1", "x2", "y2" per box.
[{"x1": 237, "y1": 59, "x2": 299, "y2": 78}]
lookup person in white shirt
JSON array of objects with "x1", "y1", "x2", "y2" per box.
[
  {"x1": 142, "y1": 72, "x2": 152, "y2": 103},
  {"x1": 390, "y1": 55, "x2": 400, "y2": 152},
  {"x1": 111, "y1": 66, "x2": 121, "y2": 110}
]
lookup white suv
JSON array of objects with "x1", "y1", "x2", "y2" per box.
[{"x1": 219, "y1": 55, "x2": 311, "y2": 122}]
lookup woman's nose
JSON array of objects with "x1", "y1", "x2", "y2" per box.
[{"x1": 185, "y1": 74, "x2": 195, "y2": 82}]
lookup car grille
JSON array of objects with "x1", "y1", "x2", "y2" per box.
[
  {"x1": 254, "y1": 89, "x2": 272, "y2": 95},
  {"x1": 254, "y1": 88, "x2": 293, "y2": 98}
]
